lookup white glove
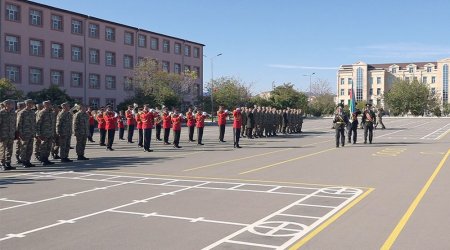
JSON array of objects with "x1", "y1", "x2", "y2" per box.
[
  {"x1": 150, "y1": 109, "x2": 155, "y2": 113},
  {"x1": 169, "y1": 112, "x2": 173, "y2": 116},
  {"x1": 132, "y1": 110, "x2": 136, "y2": 115},
  {"x1": 133, "y1": 103, "x2": 138, "y2": 108},
  {"x1": 224, "y1": 110, "x2": 228, "y2": 113},
  {"x1": 202, "y1": 112, "x2": 207, "y2": 116},
  {"x1": 114, "y1": 112, "x2": 118, "y2": 118}
]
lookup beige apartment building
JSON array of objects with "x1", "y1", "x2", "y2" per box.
[
  {"x1": 337, "y1": 58, "x2": 450, "y2": 108},
  {"x1": 1, "y1": 0, "x2": 204, "y2": 109}
]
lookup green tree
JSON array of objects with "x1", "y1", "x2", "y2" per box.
[
  {"x1": 308, "y1": 79, "x2": 335, "y2": 116},
  {"x1": 0, "y1": 78, "x2": 23, "y2": 100},
  {"x1": 269, "y1": 83, "x2": 308, "y2": 110},
  {"x1": 248, "y1": 95, "x2": 274, "y2": 107},
  {"x1": 384, "y1": 79, "x2": 434, "y2": 116},
  {"x1": 26, "y1": 85, "x2": 73, "y2": 105},
  {"x1": 210, "y1": 76, "x2": 251, "y2": 110}
]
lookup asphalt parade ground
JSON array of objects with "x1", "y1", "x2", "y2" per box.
[{"x1": 1, "y1": 118, "x2": 449, "y2": 250}]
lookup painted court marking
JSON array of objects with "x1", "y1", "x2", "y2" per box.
[{"x1": 0, "y1": 171, "x2": 367, "y2": 249}]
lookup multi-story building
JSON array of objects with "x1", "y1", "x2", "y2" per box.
[
  {"x1": 336, "y1": 58, "x2": 450, "y2": 108},
  {"x1": 1, "y1": 0, "x2": 204, "y2": 109}
]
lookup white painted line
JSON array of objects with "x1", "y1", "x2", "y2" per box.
[
  {"x1": 268, "y1": 186, "x2": 282, "y2": 192},
  {"x1": 228, "y1": 184, "x2": 246, "y2": 190},
  {"x1": 295, "y1": 203, "x2": 336, "y2": 209},
  {"x1": 224, "y1": 239, "x2": 278, "y2": 249},
  {"x1": 376, "y1": 121, "x2": 432, "y2": 138},
  {"x1": 312, "y1": 195, "x2": 348, "y2": 199},
  {"x1": 278, "y1": 213, "x2": 321, "y2": 220},
  {"x1": 0, "y1": 198, "x2": 32, "y2": 204}
]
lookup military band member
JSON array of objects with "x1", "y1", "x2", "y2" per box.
[
  {"x1": 73, "y1": 104, "x2": 89, "y2": 160},
  {"x1": 154, "y1": 107, "x2": 162, "y2": 141},
  {"x1": 141, "y1": 105, "x2": 154, "y2": 152},
  {"x1": 15, "y1": 102, "x2": 25, "y2": 164},
  {"x1": 196, "y1": 108, "x2": 207, "y2": 145},
  {"x1": 333, "y1": 105, "x2": 349, "y2": 148},
  {"x1": 217, "y1": 106, "x2": 228, "y2": 142},
  {"x1": 118, "y1": 110, "x2": 126, "y2": 140},
  {"x1": 16, "y1": 99, "x2": 36, "y2": 168},
  {"x1": 186, "y1": 107, "x2": 196, "y2": 142},
  {"x1": 36, "y1": 101, "x2": 55, "y2": 165},
  {"x1": 0, "y1": 100, "x2": 17, "y2": 170},
  {"x1": 162, "y1": 107, "x2": 172, "y2": 145},
  {"x1": 104, "y1": 106, "x2": 117, "y2": 151},
  {"x1": 56, "y1": 102, "x2": 73, "y2": 162},
  {"x1": 233, "y1": 108, "x2": 242, "y2": 148},
  {"x1": 87, "y1": 106, "x2": 95, "y2": 142},
  {"x1": 96, "y1": 107, "x2": 106, "y2": 146},
  {"x1": 126, "y1": 105, "x2": 136, "y2": 143},
  {"x1": 172, "y1": 110, "x2": 183, "y2": 148},
  {"x1": 348, "y1": 112, "x2": 358, "y2": 144},
  {"x1": 362, "y1": 104, "x2": 376, "y2": 144},
  {"x1": 136, "y1": 107, "x2": 143, "y2": 147}
]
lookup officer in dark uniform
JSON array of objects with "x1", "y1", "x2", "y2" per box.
[
  {"x1": 362, "y1": 103, "x2": 376, "y2": 144},
  {"x1": 333, "y1": 104, "x2": 349, "y2": 148}
]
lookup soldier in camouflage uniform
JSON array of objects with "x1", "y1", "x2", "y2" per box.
[
  {"x1": 253, "y1": 106, "x2": 260, "y2": 138},
  {"x1": 73, "y1": 104, "x2": 90, "y2": 160},
  {"x1": 34, "y1": 103, "x2": 43, "y2": 161},
  {"x1": 0, "y1": 100, "x2": 17, "y2": 170},
  {"x1": 51, "y1": 105, "x2": 61, "y2": 160},
  {"x1": 15, "y1": 102, "x2": 25, "y2": 164},
  {"x1": 36, "y1": 101, "x2": 55, "y2": 165},
  {"x1": 16, "y1": 99, "x2": 37, "y2": 168},
  {"x1": 241, "y1": 107, "x2": 247, "y2": 138},
  {"x1": 56, "y1": 102, "x2": 73, "y2": 162}
]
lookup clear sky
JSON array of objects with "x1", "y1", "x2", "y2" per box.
[{"x1": 34, "y1": 0, "x2": 450, "y2": 94}]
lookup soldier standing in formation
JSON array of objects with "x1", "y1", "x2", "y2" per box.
[
  {"x1": 0, "y1": 100, "x2": 17, "y2": 170},
  {"x1": 33, "y1": 103, "x2": 43, "y2": 161},
  {"x1": 51, "y1": 105, "x2": 61, "y2": 160},
  {"x1": 96, "y1": 107, "x2": 106, "y2": 146},
  {"x1": 162, "y1": 107, "x2": 172, "y2": 145},
  {"x1": 118, "y1": 110, "x2": 126, "y2": 140},
  {"x1": 14, "y1": 102, "x2": 25, "y2": 164},
  {"x1": 196, "y1": 108, "x2": 207, "y2": 145},
  {"x1": 36, "y1": 101, "x2": 55, "y2": 165},
  {"x1": 72, "y1": 104, "x2": 89, "y2": 160},
  {"x1": 154, "y1": 107, "x2": 162, "y2": 141},
  {"x1": 217, "y1": 106, "x2": 228, "y2": 143},
  {"x1": 240, "y1": 107, "x2": 247, "y2": 138},
  {"x1": 87, "y1": 106, "x2": 95, "y2": 143},
  {"x1": 246, "y1": 107, "x2": 255, "y2": 138},
  {"x1": 333, "y1": 105, "x2": 349, "y2": 148},
  {"x1": 56, "y1": 102, "x2": 73, "y2": 162},
  {"x1": 16, "y1": 99, "x2": 36, "y2": 168},
  {"x1": 362, "y1": 104, "x2": 376, "y2": 144},
  {"x1": 171, "y1": 109, "x2": 183, "y2": 148},
  {"x1": 233, "y1": 108, "x2": 242, "y2": 148},
  {"x1": 104, "y1": 106, "x2": 117, "y2": 151},
  {"x1": 186, "y1": 107, "x2": 196, "y2": 142},
  {"x1": 141, "y1": 105, "x2": 154, "y2": 152},
  {"x1": 126, "y1": 105, "x2": 136, "y2": 143}
]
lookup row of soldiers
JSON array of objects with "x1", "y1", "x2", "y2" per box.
[{"x1": 0, "y1": 99, "x2": 90, "y2": 171}]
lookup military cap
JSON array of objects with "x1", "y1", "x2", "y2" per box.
[
  {"x1": 2, "y1": 99, "x2": 14, "y2": 105},
  {"x1": 43, "y1": 100, "x2": 51, "y2": 105},
  {"x1": 61, "y1": 102, "x2": 69, "y2": 108},
  {"x1": 24, "y1": 99, "x2": 34, "y2": 104},
  {"x1": 16, "y1": 101, "x2": 25, "y2": 107}
]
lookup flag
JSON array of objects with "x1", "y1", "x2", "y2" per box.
[{"x1": 349, "y1": 87, "x2": 356, "y2": 114}]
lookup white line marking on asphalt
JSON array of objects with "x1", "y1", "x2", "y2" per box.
[
  {"x1": 0, "y1": 198, "x2": 32, "y2": 204},
  {"x1": 376, "y1": 121, "x2": 432, "y2": 138}
]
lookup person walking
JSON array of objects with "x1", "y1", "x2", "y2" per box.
[{"x1": 333, "y1": 105, "x2": 349, "y2": 148}]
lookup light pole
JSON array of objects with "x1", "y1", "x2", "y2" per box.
[
  {"x1": 210, "y1": 53, "x2": 222, "y2": 121},
  {"x1": 303, "y1": 73, "x2": 316, "y2": 117}
]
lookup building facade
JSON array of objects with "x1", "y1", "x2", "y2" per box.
[
  {"x1": 336, "y1": 58, "x2": 450, "y2": 108},
  {"x1": 1, "y1": 0, "x2": 204, "y2": 108}
]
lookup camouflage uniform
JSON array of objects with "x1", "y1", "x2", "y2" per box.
[
  {"x1": 34, "y1": 109, "x2": 42, "y2": 159},
  {"x1": 14, "y1": 103, "x2": 25, "y2": 163},
  {"x1": 16, "y1": 107, "x2": 36, "y2": 165},
  {"x1": 56, "y1": 110, "x2": 72, "y2": 159},
  {"x1": 73, "y1": 110, "x2": 89, "y2": 158},
  {"x1": 0, "y1": 106, "x2": 16, "y2": 165},
  {"x1": 36, "y1": 108, "x2": 55, "y2": 161},
  {"x1": 52, "y1": 109, "x2": 60, "y2": 159}
]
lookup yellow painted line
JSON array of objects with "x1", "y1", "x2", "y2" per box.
[
  {"x1": 239, "y1": 147, "x2": 336, "y2": 175},
  {"x1": 96, "y1": 170, "x2": 373, "y2": 189},
  {"x1": 289, "y1": 188, "x2": 374, "y2": 249},
  {"x1": 381, "y1": 148, "x2": 450, "y2": 250},
  {"x1": 183, "y1": 139, "x2": 332, "y2": 172}
]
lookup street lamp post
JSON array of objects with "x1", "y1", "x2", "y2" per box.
[
  {"x1": 303, "y1": 73, "x2": 316, "y2": 117},
  {"x1": 210, "y1": 53, "x2": 222, "y2": 122}
]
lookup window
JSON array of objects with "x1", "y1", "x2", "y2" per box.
[
  {"x1": 29, "y1": 39, "x2": 43, "y2": 56},
  {"x1": 71, "y1": 19, "x2": 83, "y2": 34},
  {"x1": 105, "y1": 75, "x2": 116, "y2": 89},
  {"x1": 51, "y1": 14, "x2": 63, "y2": 31},
  {"x1": 138, "y1": 34, "x2": 147, "y2": 48},
  {"x1": 340, "y1": 89, "x2": 344, "y2": 96},
  {"x1": 124, "y1": 31, "x2": 134, "y2": 45},
  {"x1": 369, "y1": 88, "x2": 373, "y2": 95},
  {"x1": 50, "y1": 70, "x2": 64, "y2": 86},
  {"x1": 29, "y1": 67, "x2": 43, "y2": 85},
  {"x1": 369, "y1": 77, "x2": 373, "y2": 85},
  {"x1": 89, "y1": 49, "x2": 100, "y2": 64},
  {"x1": 444, "y1": 64, "x2": 449, "y2": 103},
  {"x1": 89, "y1": 98, "x2": 100, "y2": 109},
  {"x1": 105, "y1": 51, "x2": 116, "y2": 66},
  {"x1": 124, "y1": 77, "x2": 133, "y2": 91},
  {"x1": 184, "y1": 45, "x2": 191, "y2": 56},
  {"x1": 105, "y1": 98, "x2": 116, "y2": 109},
  {"x1": 422, "y1": 76, "x2": 427, "y2": 84},
  {"x1": 356, "y1": 68, "x2": 363, "y2": 101},
  {"x1": 163, "y1": 40, "x2": 170, "y2": 53},
  {"x1": 376, "y1": 77, "x2": 381, "y2": 84},
  {"x1": 391, "y1": 68, "x2": 397, "y2": 73},
  {"x1": 105, "y1": 27, "x2": 115, "y2": 41},
  {"x1": 123, "y1": 55, "x2": 133, "y2": 69},
  {"x1": 162, "y1": 61, "x2": 170, "y2": 72},
  {"x1": 5, "y1": 35, "x2": 20, "y2": 53},
  {"x1": 340, "y1": 78, "x2": 344, "y2": 85},
  {"x1": 348, "y1": 78, "x2": 353, "y2": 85},
  {"x1": 89, "y1": 23, "x2": 99, "y2": 38},
  {"x1": 51, "y1": 43, "x2": 63, "y2": 59},
  {"x1": 432, "y1": 76, "x2": 436, "y2": 83},
  {"x1": 89, "y1": 74, "x2": 100, "y2": 89},
  {"x1": 174, "y1": 43, "x2": 181, "y2": 54},
  {"x1": 427, "y1": 66, "x2": 432, "y2": 73},
  {"x1": 174, "y1": 63, "x2": 181, "y2": 74},
  {"x1": 409, "y1": 67, "x2": 414, "y2": 73},
  {"x1": 377, "y1": 88, "x2": 381, "y2": 95},
  {"x1": 29, "y1": 9, "x2": 42, "y2": 26},
  {"x1": 193, "y1": 47, "x2": 200, "y2": 58},
  {"x1": 6, "y1": 3, "x2": 20, "y2": 21},
  {"x1": 184, "y1": 65, "x2": 191, "y2": 73},
  {"x1": 405, "y1": 77, "x2": 410, "y2": 82},
  {"x1": 71, "y1": 72, "x2": 83, "y2": 87},
  {"x1": 71, "y1": 46, "x2": 83, "y2": 61},
  {"x1": 6, "y1": 65, "x2": 20, "y2": 83},
  {"x1": 72, "y1": 97, "x2": 83, "y2": 104},
  {"x1": 150, "y1": 37, "x2": 159, "y2": 50},
  {"x1": 193, "y1": 66, "x2": 200, "y2": 78}
]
